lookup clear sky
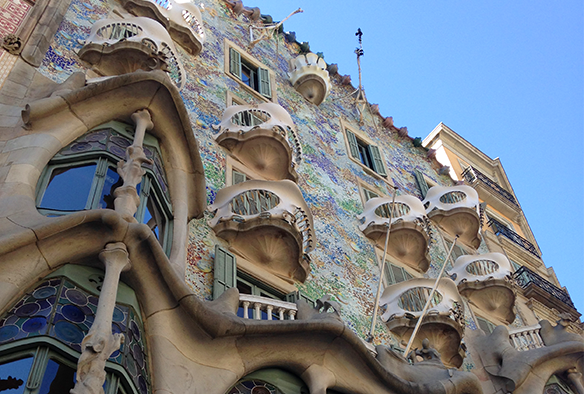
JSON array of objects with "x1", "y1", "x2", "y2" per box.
[{"x1": 243, "y1": 0, "x2": 584, "y2": 313}]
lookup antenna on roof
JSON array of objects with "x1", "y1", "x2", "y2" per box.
[{"x1": 354, "y1": 28, "x2": 367, "y2": 124}]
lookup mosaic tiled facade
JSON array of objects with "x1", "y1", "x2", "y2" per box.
[{"x1": 0, "y1": 0, "x2": 581, "y2": 392}]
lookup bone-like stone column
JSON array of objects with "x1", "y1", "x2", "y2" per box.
[
  {"x1": 71, "y1": 243, "x2": 131, "y2": 394},
  {"x1": 72, "y1": 109, "x2": 154, "y2": 394},
  {"x1": 113, "y1": 109, "x2": 154, "y2": 221},
  {"x1": 567, "y1": 369, "x2": 584, "y2": 394}
]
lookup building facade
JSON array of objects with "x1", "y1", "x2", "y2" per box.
[{"x1": 0, "y1": 0, "x2": 581, "y2": 393}]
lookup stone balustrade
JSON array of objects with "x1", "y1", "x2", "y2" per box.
[
  {"x1": 508, "y1": 324, "x2": 544, "y2": 351},
  {"x1": 239, "y1": 294, "x2": 297, "y2": 320}
]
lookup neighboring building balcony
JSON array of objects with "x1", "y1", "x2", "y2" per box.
[
  {"x1": 488, "y1": 218, "x2": 540, "y2": 258},
  {"x1": 213, "y1": 103, "x2": 302, "y2": 181},
  {"x1": 120, "y1": 0, "x2": 205, "y2": 56},
  {"x1": 461, "y1": 166, "x2": 520, "y2": 216},
  {"x1": 380, "y1": 278, "x2": 466, "y2": 368},
  {"x1": 78, "y1": 17, "x2": 185, "y2": 88},
  {"x1": 508, "y1": 323, "x2": 544, "y2": 351},
  {"x1": 288, "y1": 53, "x2": 332, "y2": 105},
  {"x1": 513, "y1": 266, "x2": 579, "y2": 317},
  {"x1": 357, "y1": 195, "x2": 431, "y2": 272},
  {"x1": 423, "y1": 185, "x2": 482, "y2": 249},
  {"x1": 208, "y1": 180, "x2": 314, "y2": 283},
  {"x1": 450, "y1": 253, "x2": 516, "y2": 324},
  {"x1": 238, "y1": 294, "x2": 297, "y2": 320}
]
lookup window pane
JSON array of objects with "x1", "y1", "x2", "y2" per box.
[
  {"x1": 142, "y1": 196, "x2": 164, "y2": 240},
  {"x1": 98, "y1": 167, "x2": 122, "y2": 209},
  {"x1": 39, "y1": 359, "x2": 76, "y2": 394},
  {"x1": 40, "y1": 164, "x2": 96, "y2": 211},
  {"x1": 0, "y1": 356, "x2": 33, "y2": 394}
]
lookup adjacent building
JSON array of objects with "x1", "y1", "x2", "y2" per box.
[{"x1": 0, "y1": 0, "x2": 581, "y2": 393}]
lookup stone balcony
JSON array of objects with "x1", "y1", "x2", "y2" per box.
[
  {"x1": 508, "y1": 323, "x2": 544, "y2": 351},
  {"x1": 238, "y1": 294, "x2": 297, "y2": 320},
  {"x1": 423, "y1": 185, "x2": 482, "y2": 249},
  {"x1": 288, "y1": 53, "x2": 332, "y2": 105},
  {"x1": 380, "y1": 278, "x2": 466, "y2": 368},
  {"x1": 461, "y1": 166, "x2": 520, "y2": 217},
  {"x1": 78, "y1": 17, "x2": 185, "y2": 88},
  {"x1": 450, "y1": 253, "x2": 516, "y2": 324},
  {"x1": 208, "y1": 180, "x2": 314, "y2": 283},
  {"x1": 120, "y1": 0, "x2": 205, "y2": 56},
  {"x1": 213, "y1": 103, "x2": 302, "y2": 181},
  {"x1": 358, "y1": 195, "x2": 431, "y2": 272},
  {"x1": 513, "y1": 266, "x2": 579, "y2": 319}
]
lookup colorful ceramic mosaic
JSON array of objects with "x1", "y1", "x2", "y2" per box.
[
  {"x1": 34, "y1": 0, "x2": 525, "y2": 368},
  {"x1": 0, "y1": 277, "x2": 151, "y2": 394}
]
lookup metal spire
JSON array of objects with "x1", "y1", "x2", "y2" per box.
[{"x1": 354, "y1": 28, "x2": 367, "y2": 124}]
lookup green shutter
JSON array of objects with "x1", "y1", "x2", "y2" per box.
[
  {"x1": 345, "y1": 130, "x2": 360, "y2": 160},
  {"x1": 229, "y1": 48, "x2": 242, "y2": 80},
  {"x1": 232, "y1": 170, "x2": 247, "y2": 185},
  {"x1": 413, "y1": 169, "x2": 429, "y2": 199},
  {"x1": 369, "y1": 145, "x2": 387, "y2": 176},
  {"x1": 363, "y1": 189, "x2": 378, "y2": 201},
  {"x1": 285, "y1": 290, "x2": 315, "y2": 307},
  {"x1": 213, "y1": 245, "x2": 237, "y2": 300},
  {"x1": 258, "y1": 68, "x2": 271, "y2": 98}
]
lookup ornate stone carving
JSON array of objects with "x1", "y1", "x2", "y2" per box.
[{"x1": 2, "y1": 34, "x2": 22, "y2": 55}]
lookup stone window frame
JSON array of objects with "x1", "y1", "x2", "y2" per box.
[
  {"x1": 224, "y1": 39, "x2": 277, "y2": 103},
  {"x1": 34, "y1": 121, "x2": 174, "y2": 254},
  {"x1": 341, "y1": 119, "x2": 389, "y2": 181}
]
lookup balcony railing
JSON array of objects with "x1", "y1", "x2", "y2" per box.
[
  {"x1": 238, "y1": 294, "x2": 297, "y2": 320},
  {"x1": 451, "y1": 253, "x2": 513, "y2": 284},
  {"x1": 288, "y1": 53, "x2": 332, "y2": 105},
  {"x1": 462, "y1": 166, "x2": 519, "y2": 207},
  {"x1": 508, "y1": 324, "x2": 544, "y2": 351},
  {"x1": 488, "y1": 218, "x2": 540, "y2": 258},
  {"x1": 513, "y1": 266, "x2": 575, "y2": 309}
]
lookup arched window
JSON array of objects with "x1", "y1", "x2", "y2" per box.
[
  {"x1": 35, "y1": 121, "x2": 172, "y2": 253},
  {"x1": 227, "y1": 369, "x2": 308, "y2": 394},
  {"x1": 0, "y1": 265, "x2": 150, "y2": 394}
]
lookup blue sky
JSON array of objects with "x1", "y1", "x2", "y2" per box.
[{"x1": 243, "y1": 0, "x2": 584, "y2": 313}]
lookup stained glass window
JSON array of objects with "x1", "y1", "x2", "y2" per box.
[{"x1": 0, "y1": 275, "x2": 150, "y2": 394}]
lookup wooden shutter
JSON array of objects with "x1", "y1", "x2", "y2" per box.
[
  {"x1": 477, "y1": 317, "x2": 495, "y2": 334},
  {"x1": 413, "y1": 170, "x2": 429, "y2": 199},
  {"x1": 258, "y1": 68, "x2": 271, "y2": 98},
  {"x1": 369, "y1": 145, "x2": 387, "y2": 176},
  {"x1": 213, "y1": 245, "x2": 237, "y2": 299},
  {"x1": 345, "y1": 129, "x2": 360, "y2": 160},
  {"x1": 229, "y1": 48, "x2": 242, "y2": 79},
  {"x1": 363, "y1": 189, "x2": 378, "y2": 201}
]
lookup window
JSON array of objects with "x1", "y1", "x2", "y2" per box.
[
  {"x1": 213, "y1": 246, "x2": 314, "y2": 318},
  {"x1": 476, "y1": 316, "x2": 497, "y2": 334},
  {"x1": 362, "y1": 188, "x2": 379, "y2": 202},
  {"x1": 384, "y1": 262, "x2": 413, "y2": 286},
  {"x1": 35, "y1": 122, "x2": 173, "y2": 253},
  {"x1": 345, "y1": 127, "x2": 387, "y2": 177},
  {"x1": 228, "y1": 47, "x2": 272, "y2": 99}
]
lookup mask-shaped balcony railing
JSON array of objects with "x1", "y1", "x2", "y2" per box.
[
  {"x1": 450, "y1": 253, "x2": 516, "y2": 324},
  {"x1": 379, "y1": 278, "x2": 466, "y2": 368},
  {"x1": 488, "y1": 218, "x2": 540, "y2": 258},
  {"x1": 288, "y1": 53, "x2": 332, "y2": 105},
  {"x1": 78, "y1": 17, "x2": 185, "y2": 88},
  {"x1": 513, "y1": 266, "x2": 576, "y2": 314},
  {"x1": 120, "y1": 0, "x2": 205, "y2": 55},
  {"x1": 208, "y1": 180, "x2": 314, "y2": 283},
  {"x1": 213, "y1": 103, "x2": 302, "y2": 181},
  {"x1": 358, "y1": 195, "x2": 431, "y2": 272},
  {"x1": 423, "y1": 185, "x2": 482, "y2": 249},
  {"x1": 462, "y1": 166, "x2": 519, "y2": 207}
]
